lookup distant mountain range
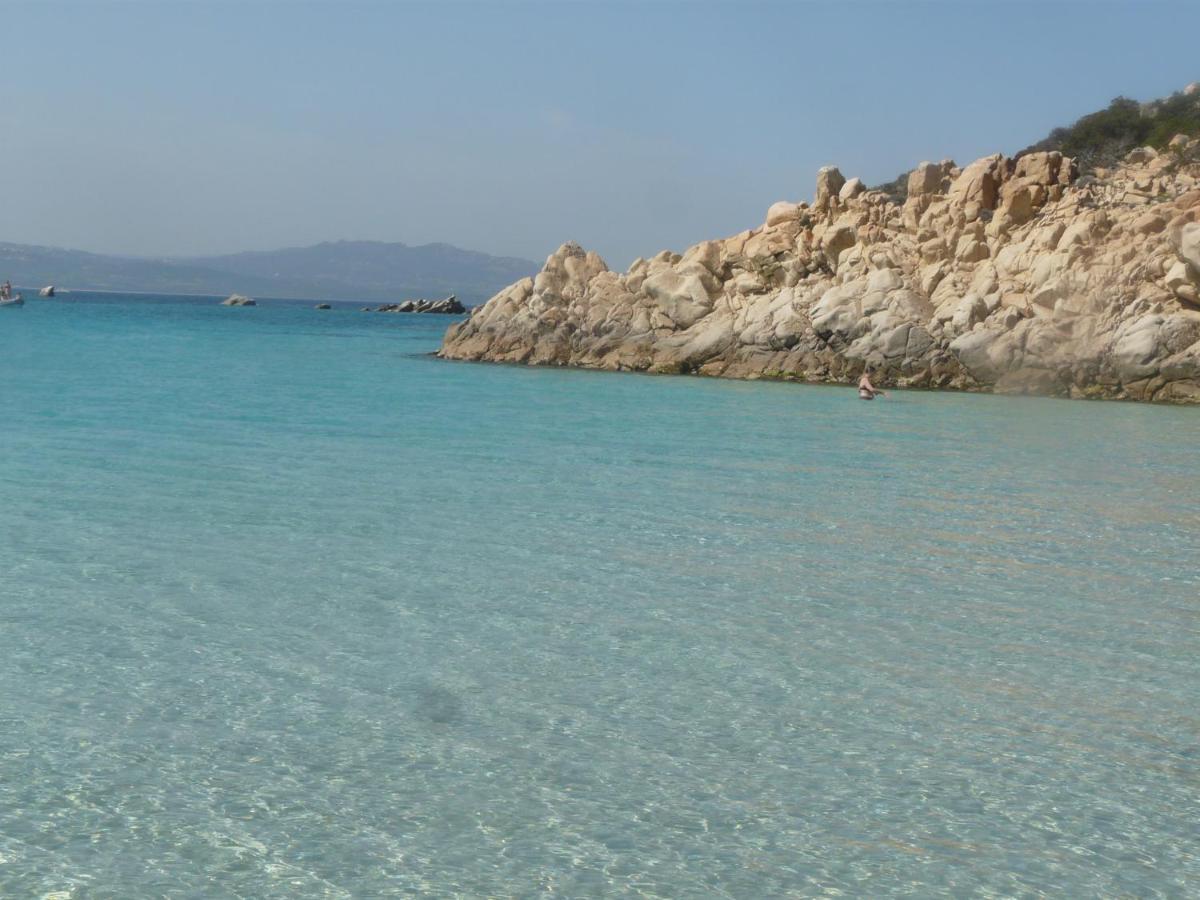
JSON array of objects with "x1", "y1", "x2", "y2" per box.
[{"x1": 0, "y1": 240, "x2": 540, "y2": 304}]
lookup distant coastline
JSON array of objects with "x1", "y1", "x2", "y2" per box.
[{"x1": 0, "y1": 239, "x2": 536, "y2": 305}]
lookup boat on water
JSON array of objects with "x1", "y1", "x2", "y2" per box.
[{"x1": 0, "y1": 294, "x2": 25, "y2": 307}]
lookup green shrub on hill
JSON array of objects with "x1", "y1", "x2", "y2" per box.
[
  {"x1": 868, "y1": 84, "x2": 1200, "y2": 197},
  {"x1": 1021, "y1": 89, "x2": 1200, "y2": 170}
]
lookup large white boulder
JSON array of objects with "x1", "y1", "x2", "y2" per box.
[
  {"x1": 839, "y1": 177, "x2": 865, "y2": 201},
  {"x1": 641, "y1": 270, "x2": 716, "y2": 329},
  {"x1": 1175, "y1": 222, "x2": 1200, "y2": 275},
  {"x1": 765, "y1": 201, "x2": 801, "y2": 227}
]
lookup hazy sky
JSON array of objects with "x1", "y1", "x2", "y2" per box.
[{"x1": 5, "y1": 0, "x2": 1199, "y2": 268}]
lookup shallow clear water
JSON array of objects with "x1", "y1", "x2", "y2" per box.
[{"x1": 1, "y1": 294, "x2": 1197, "y2": 897}]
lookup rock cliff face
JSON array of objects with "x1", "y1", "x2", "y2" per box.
[{"x1": 439, "y1": 143, "x2": 1200, "y2": 403}]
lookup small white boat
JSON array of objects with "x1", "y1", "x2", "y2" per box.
[{"x1": 0, "y1": 294, "x2": 24, "y2": 307}]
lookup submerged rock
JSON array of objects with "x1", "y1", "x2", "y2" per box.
[{"x1": 439, "y1": 141, "x2": 1200, "y2": 403}]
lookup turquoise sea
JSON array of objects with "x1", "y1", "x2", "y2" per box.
[{"x1": 1, "y1": 292, "x2": 1197, "y2": 897}]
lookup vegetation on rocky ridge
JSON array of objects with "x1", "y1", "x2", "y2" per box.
[{"x1": 872, "y1": 83, "x2": 1200, "y2": 199}]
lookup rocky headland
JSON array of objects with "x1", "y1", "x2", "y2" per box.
[{"x1": 440, "y1": 139, "x2": 1200, "y2": 403}]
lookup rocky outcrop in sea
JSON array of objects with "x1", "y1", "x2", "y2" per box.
[
  {"x1": 221, "y1": 294, "x2": 256, "y2": 307},
  {"x1": 439, "y1": 142, "x2": 1200, "y2": 403},
  {"x1": 377, "y1": 295, "x2": 465, "y2": 314}
]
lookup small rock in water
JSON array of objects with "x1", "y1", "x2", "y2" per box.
[
  {"x1": 221, "y1": 294, "x2": 256, "y2": 307},
  {"x1": 315, "y1": 303, "x2": 332, "y2": 310},
  {"x1": 375, "y1": 295, "x2": 464, "y2": 314}
]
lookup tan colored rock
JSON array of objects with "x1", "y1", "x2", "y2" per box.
[
  {"x1": 1014, "y1": 151, "x2": 1063, "y2": 186},
  {"x1": 1112, "y1": 314, "x2": 1168, "y2": 379},
  {"x1": 681, "y1": 240, "x2": 722, "y2": 274},
  {"x1": 765, "y1": 201, "x2": 800, "y2": 227},
  {"x1": 1131, "y1": 211, "x2": 1167, "y2": 235},
  {"x1": 815, "y1": 166, "x2": 846, "y2": 208},
  {"x1": 1166, "y1": 261, "x2": 1200, "y2": 305},
  {"x1": 1174, "y1": 221, "x2": 1200, "y2": 275},
  {"x1": 839, "y1": 177, "x2": 865, "y2": 201},
  {"x1": 810, "y1": 282, "x2": 865, "y2": 339},
  {"x1": 949, "y1": 154, "x2": 1004, "y2": 210},
  {"x1": 1057, "y1": 220, "x2": 1095, "y2": 251},
  {"x1": 955, "y1": 234, "x2": 990, "y2": 262},
  {"x1": 919, "y1": 260, "x2": 950, "y2": 295},
  {"x1": 950, "y1": 293, "x2": 989, "y2": 333},
  {"x1": 908, "y1": 162, "x2": 943, "y2": 197},
  {"x1": 999, "y1": 184, "x2": 1037, "y2": 226},
  {"x1": 440, "y1": 152, "x2": 1200, "y2": 403},
  {"x1": 820, "y1": 223, "x2": 857, "y2": 268}
]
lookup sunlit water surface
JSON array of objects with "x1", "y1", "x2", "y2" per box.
[{"x1": 1, "y1": 294, "x2": 1197, "y2": 897}]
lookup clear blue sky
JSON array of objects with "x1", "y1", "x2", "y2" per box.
[{"x1": 5, "y1": 1, "x2": 1198, "y2": 268}]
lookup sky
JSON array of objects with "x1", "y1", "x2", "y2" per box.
[{"x1": 4, "y1": 0, "x2": 1200, "y2": 269}]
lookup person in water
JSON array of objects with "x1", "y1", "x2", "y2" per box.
[{"x1": 858, "y1": 368, "x2": 886, "y2": 400}]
